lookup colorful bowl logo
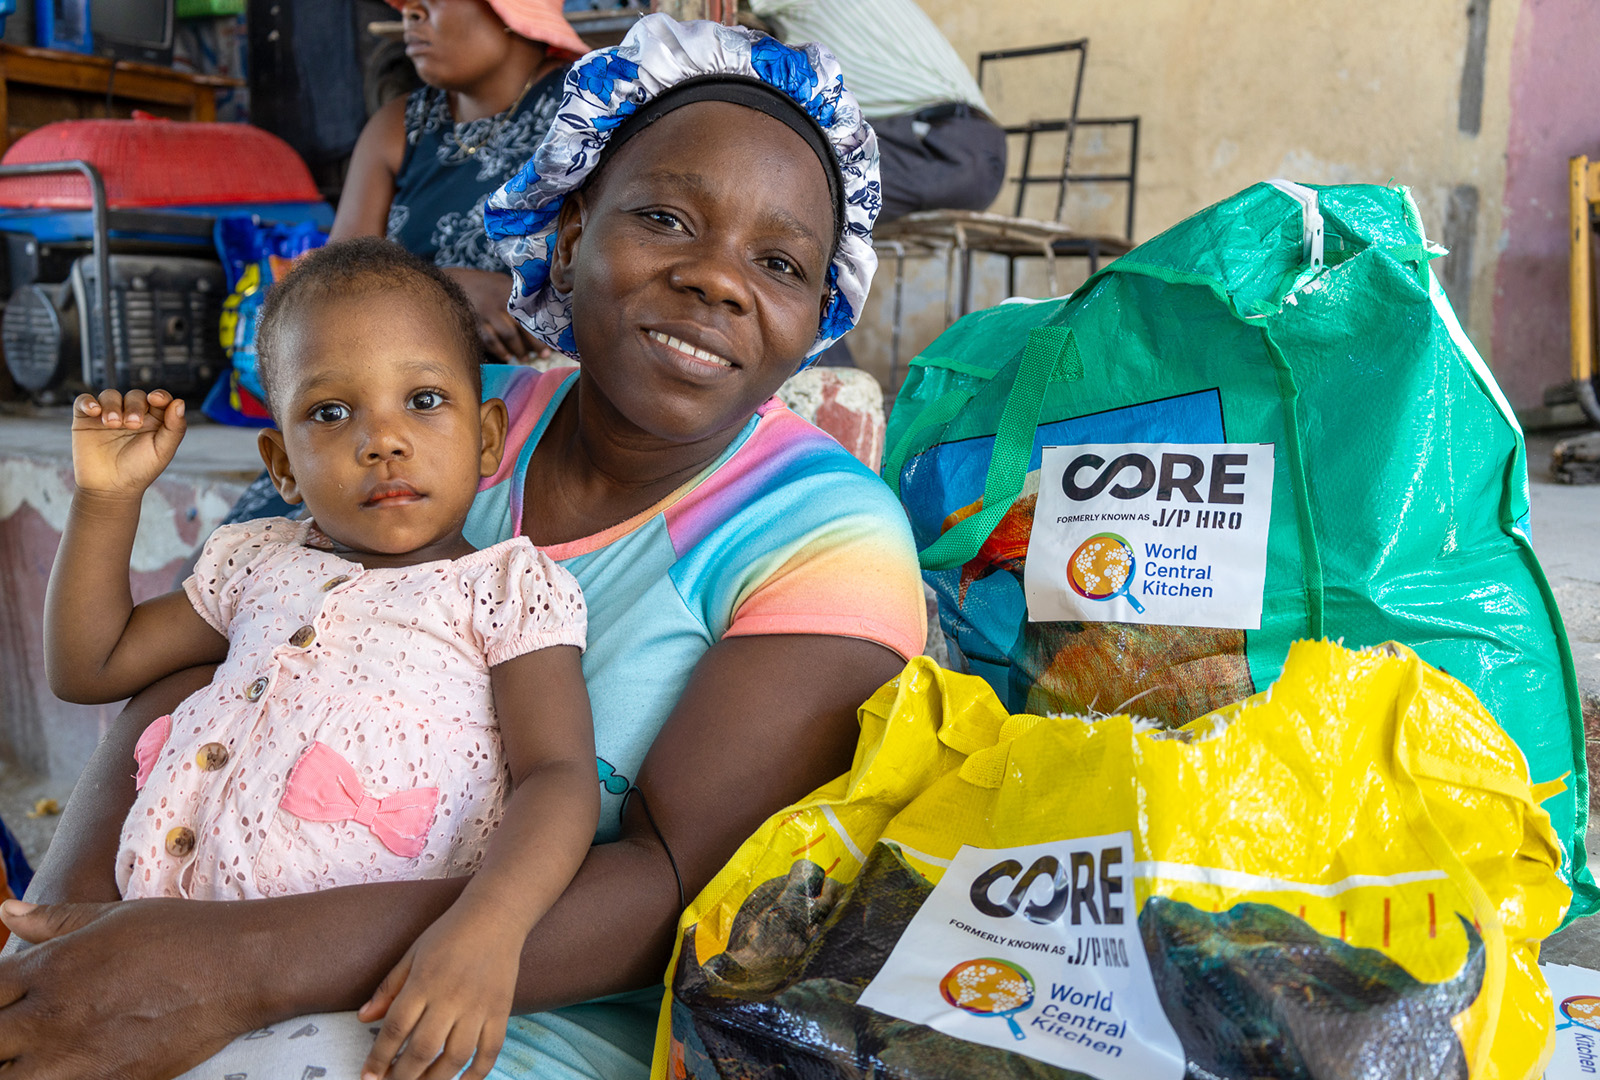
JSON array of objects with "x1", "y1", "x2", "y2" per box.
[
  {"x1": 1067, "y1": 533, "x2": 1145, "y2": 613},
  {"x1": 940, "y1": 958, "x2": 1035, "y2": 1040},
  {"x1": 1562, "y1": 994, "x2": 1600, "y2": 1031}
]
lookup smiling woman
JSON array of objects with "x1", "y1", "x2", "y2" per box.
[
  {"x1": 546, "y1": 99, "x2": 838, "y2": 447},
  {"x1": 0, "y1": 17, "x2": 924, "y2": 1080}
]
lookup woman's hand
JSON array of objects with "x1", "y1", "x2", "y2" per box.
[
  {"x1": 358, "y1": 904, "x2": 522, "y2": 1080},
  {"x1": 0, "y1": 636, "x2": 903, "y2": 1076},
  {"x1": 70, "y1": 389, "x2": 186, "y2": 500},
  {"x1": 0, "y1": 898, "x2": 249, "y2": 1080},
  {"x1": 440, "y1": 267, "x2": 549, "y2": 363}
]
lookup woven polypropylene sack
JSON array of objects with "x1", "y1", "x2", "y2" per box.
[
  {"x1": 880, "y1": 181, "x2": 1596, "y2": 920},
  {"x1": 653, "y1": 646, "x2": 1570, "y2": 1080}
]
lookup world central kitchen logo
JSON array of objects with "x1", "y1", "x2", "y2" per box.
[{"x1": 1067, "y1": 533, "x2": 1145, "y2": 613}]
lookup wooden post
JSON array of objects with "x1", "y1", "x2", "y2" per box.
[{"x1": 1572, "y1": 155, "x2": 1592, "y2": 386}]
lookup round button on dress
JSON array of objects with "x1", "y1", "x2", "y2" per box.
[
  {"x1": 244, "y1": 677, "x2": 268, "y2": 702},
  {"x1": 165, "y1": 826, "x2": 196, "y2": 858},
  {"x1": 289, "y1": 625, "x2": 316, "y2": 648},
  {"x1": 322, "y1": 575, "x2": 351, "y2": 591},
  {"x1": 196, "y1": 743, "x2": 230, "y2": 771}
]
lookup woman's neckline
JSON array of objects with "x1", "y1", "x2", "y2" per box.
[
  {"x1": 445, "y1": 59, "x2": 564, "y2": 127},
  {"x1": 512, "y1": 369, "x2": 765, "y2": 561}
]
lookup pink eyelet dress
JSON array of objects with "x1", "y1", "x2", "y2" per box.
[{"x1": 116, "y1": 517, "x2": 586, "y2": 901}]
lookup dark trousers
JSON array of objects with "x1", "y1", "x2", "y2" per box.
[
  {"x1": 814, "y1": 106, "x2": 1008, "y2": 369},
  {"x1": 874, "y1": 106, "x2": 1008, "y2": 222}
]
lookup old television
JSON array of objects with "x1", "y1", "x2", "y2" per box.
[
  {"x1": 36, "y1": 0, "x2": 174, "y2": 65},
  {"x1": 93, "y1": 0, "x2": 175, "y2": 66}
]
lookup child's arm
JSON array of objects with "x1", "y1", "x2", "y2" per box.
[
  {"x1": 45, "y1": 390, "x2": 228, "y2": 704},
  {"x1": 359, "y1": 643, "x2": 598, "y2": 1080}
]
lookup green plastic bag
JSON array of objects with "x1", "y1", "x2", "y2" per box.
[{"x1": 882, "y1": 181, "x2": 1597, "y2": 920}]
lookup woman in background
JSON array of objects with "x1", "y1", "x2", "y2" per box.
[{"x1": 334, "y1": 0, "x2": 587, "y2": 362}]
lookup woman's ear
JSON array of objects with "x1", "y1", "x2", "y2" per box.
[
  {"x1": 257, "y1": 429, "x2": 304, "y2": 505},
  {"x1": 478, "y1": 396, "x2": 510, "y2": 479},
  {"x1": 547, "y1": 194, "x2": 588, "y2": 294}
]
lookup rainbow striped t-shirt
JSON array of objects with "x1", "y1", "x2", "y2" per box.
[{"x1": 465, "y1": 365, "x2": 926, "y2": 840}]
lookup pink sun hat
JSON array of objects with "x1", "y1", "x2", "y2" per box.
[{"x1": 387, "y1": 0, "x2": 591, "y2": 60}]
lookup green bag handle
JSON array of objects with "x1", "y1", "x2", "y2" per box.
[{"x1": 892, "y1": 326, "x2": 1083, "y2": 572}]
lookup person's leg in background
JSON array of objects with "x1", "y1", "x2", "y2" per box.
[
  {"x1": 812, "y1": 109, "x2": 1008, "y2": 369},
  {"x1": 873, "y1": 106, "x2": 1008, "y2": 222}
]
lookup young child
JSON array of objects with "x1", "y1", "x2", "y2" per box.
[{"x1": 42, "y1": 236, "x2": 598, "y2": 1080}]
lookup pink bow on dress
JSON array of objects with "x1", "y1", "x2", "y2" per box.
[
  {"x1": 133, "y1": 714, "x2": 172, "y2": 790},
  {"x1": 279, "y1": 741, "x2": 439, "y2": 858}
]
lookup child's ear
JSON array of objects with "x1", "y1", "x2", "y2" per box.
[
  {"x1": 547, "y1": 194, "x2": 588, "y2": 294},
  {"x1": 478, "y1": 396, "x2": 509, "y2": 479},
  {"x1": 257, "y1": 429, "x2": 304, "y2": 505}
]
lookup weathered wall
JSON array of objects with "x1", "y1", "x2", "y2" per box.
[
  {"x1": 1492, "y1": 0, "x2": 1600, "y2": 411},
  {"x1": 849, "y1": 1, "x2": 1577, "y2": 410},
  {"x1": 0, "y1": 445, "x2": 248, "y2": 782}
]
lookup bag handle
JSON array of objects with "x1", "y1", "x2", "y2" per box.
[
  {"x1": 915, "y1": 326, "x2": 1083, "y2": 572},
  {"x1": 883, "y1": 385, "x2": 978, "y2": 502}
]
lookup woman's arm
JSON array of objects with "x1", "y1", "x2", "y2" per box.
[
  {"x1": 439, "y1": 267, "x2": 544, "y2": 363},
  {"x1": 0, "y1": 634, "x2": 903, "y2": 1077},
  {"x1": 327, "y1": 96, "x2": 539, "y2": 361},
  {"x1": 327, "y1": 97, "x2": 407, "y2": 243}
]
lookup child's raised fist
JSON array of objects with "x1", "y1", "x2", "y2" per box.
[{"x1": 70, "y1": 388, "x2": 187, "y2": 500}]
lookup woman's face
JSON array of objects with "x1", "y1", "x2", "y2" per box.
[
  {"x1": 552, "y1": 101, "x2": 835, "y2": 447},
  {"x1": 400, "y1": 0, "x2": 515, "y2": 89}
]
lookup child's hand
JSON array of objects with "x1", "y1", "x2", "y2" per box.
[
  {"x1": 357, "y1": 904, "x2": 522, "y2": 1080},
  {"x1": 70, "y1": 389, "x2": 186, "y2": 500}
]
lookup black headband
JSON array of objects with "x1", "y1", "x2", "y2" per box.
[{"x1": 603, "y1": 75, "x2": 846, "y2": 244}]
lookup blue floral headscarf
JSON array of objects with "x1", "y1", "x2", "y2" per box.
[{"x1": 483, "y1": 13, "x2": 881, "y2": 364}]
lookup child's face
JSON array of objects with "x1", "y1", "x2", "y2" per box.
[
  {"x1": 551, "y1": 101, "x2": 835, "y2": 446},
  {"x1": 257, "y1": 287, "x2": 507, "y2": 561}
]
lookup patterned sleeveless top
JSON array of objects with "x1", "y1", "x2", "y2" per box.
[{"x1": 386, "y1": 71, "x2": 566, "y2": 273}]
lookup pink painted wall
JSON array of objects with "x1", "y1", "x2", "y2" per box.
[{"x1": 1493, "y1": 0, "x2": 1600, "y2": 411}]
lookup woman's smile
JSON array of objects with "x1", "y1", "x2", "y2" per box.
[{"x1": 644, "y1": 329, "x2": 738, "y2": 372}]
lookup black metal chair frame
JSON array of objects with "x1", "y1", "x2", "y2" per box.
[
  {"x1": 870, "y1": 38, "x2": 1143, "y2": 394},
  {"x1": 975, "y1": 40, "x2": 1141, "y2": 296}
]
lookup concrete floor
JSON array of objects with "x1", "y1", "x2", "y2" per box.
[{"x1": 1524, "y1": 427, "x2": 1600, "y2": 965}]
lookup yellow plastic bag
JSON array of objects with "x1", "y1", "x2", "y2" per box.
[{"x1": 653, "y1": 641, "x2": 1569, "y2": 1080}]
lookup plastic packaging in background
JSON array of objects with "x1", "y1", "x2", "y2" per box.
[
  {"x1": 655, "y1": 644, "x2": 1569, "y2": 1080},
  {"x1": 881, "y1": 180, "x2": 1597, "y2": 922},
  {"x1": 201, "y1": 215, "x2": 326, "y2": 427},
  {"x1": 176, "y1": 0, "x2": 245, "y2": 16}
]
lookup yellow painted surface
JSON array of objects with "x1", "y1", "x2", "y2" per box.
[{"x1": 852, "y1": 2, "x2": 1519, "y2": 400}]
